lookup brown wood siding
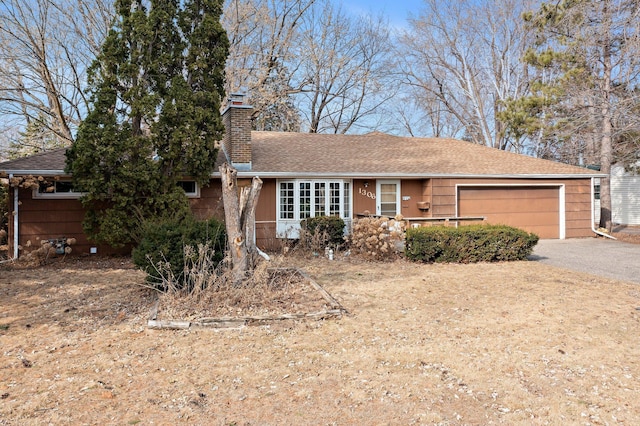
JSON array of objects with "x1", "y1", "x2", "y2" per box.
[
  {"x1": 353, "y1": 179, "x2": 376, "y2": 215},
  {"x1": 189, "y1": 179, "x2": 224, "y2": 221},
  {"x1": 192, "y1": 178, "x2": 279, "y2": 250},
  {"x1": 458, "y1": 186, "x2": 560, "y2": 238},
  {"x1": 552, "y1": 179, "x2": 592, "y2": 238},
  {"x1": 422, "y1": 179, "x2": 432, "y2": 217},
  {"x1": 432, "y1": 179, "x2": 457, "y2": 217},
  {"x1": 354, "y1": 179, "x2": 428, "y2": 218},
  {"x1": 255, "y1": 179, "x2": 278, "y2": 249},
  {"x1": 256, "y1": 179, "x2": 276, "y2": 222},
  {"x1": 399, "y1": 180, "x2": 427, "y2": 217},
  {"x1": 12, "y1": 187, "x2": 119, "y2": 256}
]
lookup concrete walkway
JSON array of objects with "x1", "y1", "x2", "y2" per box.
[{"x1": 530, "y1": 238, "x2": 640, "y2": 284}]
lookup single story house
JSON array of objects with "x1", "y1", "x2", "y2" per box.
[{"x1": 1, "y1": 95, "x2": 604, "y2": 258}]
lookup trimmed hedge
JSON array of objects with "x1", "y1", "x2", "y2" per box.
[
  {"x1": 405, "y1": 224, "x2": 539, "y2": 263},
  {"x1": 300, "y1": 215, "x2": 346, "y2": 248},
  {"x1": 132, "y1": 216, "x2": 226, "y2": 290}
]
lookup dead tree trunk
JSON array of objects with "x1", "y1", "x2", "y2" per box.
[{"x1": 219, "y1": 163, "x2": 263, "y2": 286}]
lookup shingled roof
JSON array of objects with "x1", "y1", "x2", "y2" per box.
[
  {"x1": 244, "y1": 131, "x2": 599, "y2": 178},
  {"x1": 0, "y1": 148, "x2": 68, "y2": 175},
  {"x1": 1, "y1": 132, "x2": 600, "y2": 178}
]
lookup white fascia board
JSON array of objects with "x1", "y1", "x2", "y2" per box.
[
  {"x1": 209, "y1": 171, "x2": 607, "y2": 179},
  {"x1": 1, "y1": 169, "x2": 67, "y2": 176},
  {"x1": 3, "y1": 170, "x2": 605, "y2": 179}
]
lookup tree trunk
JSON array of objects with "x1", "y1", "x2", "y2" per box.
[
  {"x1": 598, "y1": 7, "x2": 613, "y2": 232},
  {"x1": 219, "y1": 163, "x2": 263, "y2": 286}
]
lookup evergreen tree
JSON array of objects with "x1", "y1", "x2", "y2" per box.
[
  {"x1": 66, "y1": 0, "x2": 228, "y2": 247},
  {"x1": 8, "y1": 113, "x2": 68, "y2": 159},
  {"x1": 500, "y1": 0, "x2": 640, "y2": 230}
]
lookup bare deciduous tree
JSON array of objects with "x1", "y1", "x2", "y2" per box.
[
  {"x1": 398, "y1": 0, "x2": 535, "y2": 149},
  {"x1": 223, "y1": 0, "x2": 316, "y2": 131},
  {"x1": 224, "y1": 0, "x2": 396, "y2": 134},
  {"x1": 295, "y1": 0, "x2": 396, "y2": 133},
  {"x1": 0, "y1": 0, "x2": 114, "y2": 154}
]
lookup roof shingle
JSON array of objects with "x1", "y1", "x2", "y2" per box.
[
  {"x1": 246, "y1": 132, "x2": 598, "y2": 177},
  {"x1": 0, "y1": 132, "x2": 599, "y2": 178}
]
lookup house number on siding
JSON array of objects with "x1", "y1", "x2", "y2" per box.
[{"x1": 359, "y1": 187, "x2": 376, "y2": 199}]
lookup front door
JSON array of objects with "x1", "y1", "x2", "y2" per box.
[{"x1": 377, "y1": 180, "x2": 400, "y2": 217}]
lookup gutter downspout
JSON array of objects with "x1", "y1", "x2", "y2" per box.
[
  {"x1": 13, "y1": 177, "x2": 18, "y2": 258},
  {"x1": 591, "y1": 177, "x2": 616, "y2": 240},
  {"x1": 0, "y1": 174, "x2": 19, "y2": 263}
]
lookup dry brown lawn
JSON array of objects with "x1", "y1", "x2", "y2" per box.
[{"x1": 1, "y1": 254, "x2": 640, "y2": 425}]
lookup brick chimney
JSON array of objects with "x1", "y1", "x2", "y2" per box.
[{"x1": 222, "y1": 93, "x2": 253, "y2": 171}]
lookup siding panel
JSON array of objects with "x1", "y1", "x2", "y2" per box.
[{"x1": 611, "y1": 176, "x2": 640, "y2": 225}]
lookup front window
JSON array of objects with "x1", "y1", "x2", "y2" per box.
[
  {"x1": 277, "y1": 179, "x2": 352, "y2": 237},
  {"x1": 329, "y1": 182, "x2": 341, "y2": 216},
  {"x1": 343, "y1": 182, "x2": 351, "y2": 218},
  {"x1": 315, "y1": 182, "x2": 326, "y2": 216},
  {"x1": 279, "y1": 181, "x2": 295, "y2": 219},
  {"x1": 35, "y1": 180, "x2": 83, "y2": 199},
  {"x1": 299, "y1": 182, "x2": 311, "y2": 219}
]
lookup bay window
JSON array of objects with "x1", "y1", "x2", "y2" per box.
[{"x1": 277, "y1": 179, "x2": 352, "y2": 238}]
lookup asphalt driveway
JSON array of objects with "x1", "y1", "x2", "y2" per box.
[{"x1": 530, "y1": 238, "x2": 640, "y2": 284}]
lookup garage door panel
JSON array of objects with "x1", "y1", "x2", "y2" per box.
[
  {"x1": 460, "y1": 199, "x2": 559, "y2": 214},
  {"x1": 458, "y1": 186, "x2": 560, "y2": 239},
  {"x1": 483, "y1": 211, "x2": 560, "y2": 224},
  {"x1": 460, "y1": 188, "x2": 558, "y2": 200}
]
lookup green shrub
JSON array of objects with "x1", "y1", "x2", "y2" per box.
[
  {"x1": 132, "y1": 216, "x2": 226, "y2": 291},
  {"x1": 405, "y1": 224, "x2": 539, "y2": 263},
  {"x1": 300, "y1": 215, "x2": 346, "y2": 249}
]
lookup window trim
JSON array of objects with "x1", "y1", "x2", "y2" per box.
[
  {"x1": 376, "y1": 179, "x2": 401, "y2": 217},
  {"x1": 33, "y1": 180, "x2": 84, "y2": 199},
  {"x1": 177, "y1": 180, "x2": 200, "y2": 198},
  {"x1": 33, "y1": 179, "x2": 201, "y2": 199},
  {"x1": 277, "y1": 179, "x2": 352, "y2": 238}
]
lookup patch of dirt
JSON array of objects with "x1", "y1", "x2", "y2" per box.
[
  {"x1": 2, "y1": 255, "x2": 640, "y2": 424},
  {"x1": 611, "y1": 224, "x2": 640, "y2": 244},
  {"x1": 611, "y1": 232, "x2": 640, "y2": 244}
]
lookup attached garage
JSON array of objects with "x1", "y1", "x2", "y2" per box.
[{"x1": 457, "y1": 185, "x2": 562, "y2": 239}]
